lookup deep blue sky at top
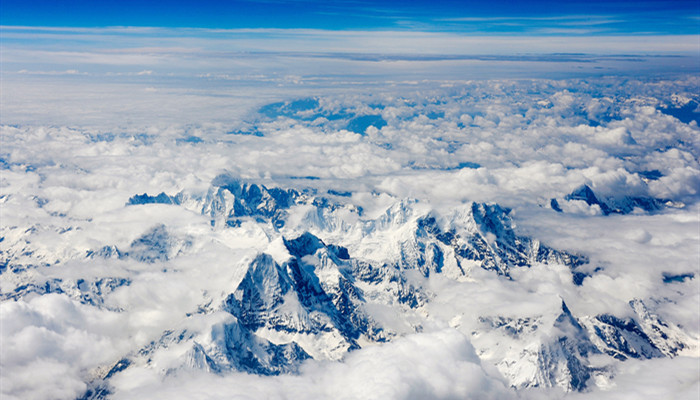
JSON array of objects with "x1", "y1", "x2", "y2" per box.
[{"x1": 1, "y1": 0, "x2": 699, "y2": 35}]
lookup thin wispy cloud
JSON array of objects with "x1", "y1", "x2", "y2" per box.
[
  {"x1": 2, "y1": 26, "x2": 698, "y2": 56},
  {"x1": 438, "y1": 15, "x2": 617, "y2": 22},
  {"x1": 1, "y1": 0, "x2": 698, "y2": 34}
]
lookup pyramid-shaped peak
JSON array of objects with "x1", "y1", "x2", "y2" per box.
[
  {"x1": 555, "y1": 299, "x2": 585, "y2": 334},
  {"x1": 565, "y1": 184, "x2": 599, "y2": 205},
  {"x1": 284, "y1": 232, "x2": 326, "y2": 259},
  {"x1": 248, "y1": 254, "x2": 285, "y2": 281}
]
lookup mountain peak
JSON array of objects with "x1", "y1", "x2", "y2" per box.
[{"x1": 283, "y1": 232, "x2": 326, "y2": 259}]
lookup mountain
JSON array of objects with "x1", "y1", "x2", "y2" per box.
[
  {"x1": 2, "y1": 175, "x2": 696, "y2": 398},
  {"x1": 472, "y1": 301, "x2": 601, "y2": 392},
  {"x1": 552, "y1": 184, "x2": 675, "y2": 215}
]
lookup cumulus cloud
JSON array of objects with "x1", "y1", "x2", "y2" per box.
[
  {"x1": 568, "y1": 357, "x2": 700, "y2": 400},
  {"x1": 0, "y1": 295, "x2": 129, "y2": 400}
]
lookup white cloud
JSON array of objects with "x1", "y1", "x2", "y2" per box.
[
  {"x1": 568, "y1": 357, "x2": 700, "y2": 400},
  {"x1": 0, "y1": 295, "x2": 130, "y2": 400},
  {"x1": 3, "y1": 26, "x2": 699, "y2": 55},
  {"x1": 111, "y1": 330, "x2": 513, "y2": 400}
]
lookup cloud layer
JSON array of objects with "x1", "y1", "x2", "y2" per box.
[{"x1": 1, "y1": 26, "x2": 699, "y2": 400}]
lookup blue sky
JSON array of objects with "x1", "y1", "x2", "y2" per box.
[
  {"x1": 2, "y1": 0, "x2": 699, "y2": 35},
  {"x1": 1, "y1": 0, "x2": 697, "y2": 89}
]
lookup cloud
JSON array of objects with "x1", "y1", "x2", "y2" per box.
[
  {"x1": 568, "y1": 357, "x2": 700, "y2": 400},
  {"x1": 16, "y1": 68, "x2": 88, "y2": 75},
  {"x1": 0, "y1": 294, "x2": 130, "y2": 400},
  {"x1": 1, "y1": 34, "x2": 698, "y2": 400},
  {"x1": 2, "y1": 26, "x2": 699, "y2": 74},
  {"x1": 111, "y1": 330, "x2": 513, "y2": 400}
]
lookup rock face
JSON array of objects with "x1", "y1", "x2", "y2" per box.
[
  {"x1": 584, "y1": 313, "x2": 665, "y2": 360},
  {"x1": 3, "y1": 175, "x2": 696, "y2": 397},
  {"x1": 221, "y1": 234, "x2": 395, "y2": 359},
  {"x1": 471, "y1": 301, "x2": 598, "y2": 392},
  {"x1": 201, "y1": 175, "x2": 301, "y2": 228},
  {"x1": 341, "y1": 200, "x2": 588, "y2": 281},
  {"x1": 127, "y1": 192, "x2": 182, "y2": 206}
]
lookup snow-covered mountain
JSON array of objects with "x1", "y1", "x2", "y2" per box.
[
  {"x1": 550, "y1": 184, "x2": 680, "y2": 216},
  {"x1": 3, "y1": 174, "x2": 696, "y2": 399}
]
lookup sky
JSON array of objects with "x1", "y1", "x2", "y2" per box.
[
  {"x1": 2, "y1": 1, "x2": 700, "y2": 400},
  {"x1": 1, "y1": 0, "x2": 699, "y2": 35},
  {"x1": 1, "y1": 0, "x2": 698, "y2": 128}
]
